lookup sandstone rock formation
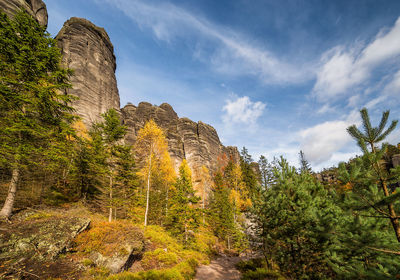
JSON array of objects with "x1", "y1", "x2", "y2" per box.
[
  {"x1": 56, "y1": 17, "x2": 120, "y2": 126},
  {"x1": 0, "y1": 0, "x2": 48, "y2": 26},
  {"x1": 53, "y1": 16, "x2": 239, "y2": 185},
  {"x1": 121, "y1": 102, "x2": 240, "y2": 185}
]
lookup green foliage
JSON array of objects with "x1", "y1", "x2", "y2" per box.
[
  {"x1": 236, "y1": 258, "x2": 284, "y2": 280},
  {"x1": 299, "y1": 150, "x2": 312, "y2": 174},
  {"x1": 0, "y1": 10, "x2": 77, "y2": 216},
  {"x1": 166, "y1": 160, "x2": 200, "y2": 244},
  {"x1": 208, "y1": 167, "x2": 248, "y2": 251},
  {"x1": 330, "y1": 107, "x2": 400, "y2": 278},
  {"x1": 240, "y1": 147, "x2": 259, "y2": 197},
  {"x1": 258, "y1": 155, "x2": 274, "y2": 190},
  {"x1": 0, "y1": 10, "x2": 75, "y2": 168},
  {"x1": 251, "y1": 157, "x2": 340, "y2": 279}
]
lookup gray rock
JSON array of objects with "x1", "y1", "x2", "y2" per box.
[
  {"x1": 0, "y1": 215, "x2": 91, "y2": 262},
  {"x1": 392, "y1": 154, "x2": 400, "y2": 167},
  {"x1": 56, "y1": 17, "x2": 120, "y2": 126},
  {"x1": 89, "y1": 240, "x2": 144, "y2": 273},
  {"x1": 121, "y1": 102, "x2": 240, "y2": 194},
  {"x1": 0, "y1": 0, "x2": 48, "y2": 27}
]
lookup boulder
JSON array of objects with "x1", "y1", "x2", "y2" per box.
[
  {"x1": 0, "y1": 213, "x2": 90, "y2": 263},
  {"x1": 74, "y1": 221, "x2": 145, "y2": 273}
]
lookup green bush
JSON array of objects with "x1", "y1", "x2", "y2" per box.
[{"x1": 241, "y1": 268, "x2": 282, "y2": 280}]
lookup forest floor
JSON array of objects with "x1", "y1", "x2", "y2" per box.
[{"x1": 194, "y1": 256, "x2": 243, "y2": 280}]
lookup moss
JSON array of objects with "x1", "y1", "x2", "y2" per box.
[
  {"x1": 74, "y1": 221, "x2": 144, "y2": 257},
  {"x1": 24, "y1": 211, "x2": 54, "y2": 221}
]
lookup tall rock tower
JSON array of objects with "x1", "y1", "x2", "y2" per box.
[
  {"x1": 0, "y1": 0, "x2": 48, "y2": 27},
  {"x1": 56, "y1": 17, "x2": 120, "y2": 126}
]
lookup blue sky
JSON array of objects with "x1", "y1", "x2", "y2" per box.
[{"x1": 46, "y1": 0, "x2": 400, "y2": 170}]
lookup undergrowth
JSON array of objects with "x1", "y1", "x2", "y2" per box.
[{"x1": 236, "y1": 258, "x2": 285, "y2": 280}]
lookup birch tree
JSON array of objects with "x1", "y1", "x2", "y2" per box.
[{"x1": 135, "y1": 120, "x2": 170, "y2": 226}]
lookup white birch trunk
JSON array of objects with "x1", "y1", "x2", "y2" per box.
[
  {"x1": 144, "y1": 146, "x2": 153, "y2": 226},
  {"x1": 0, "y1": 167, "x2": 20, "y2": 219}
]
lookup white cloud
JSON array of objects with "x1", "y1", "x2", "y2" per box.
[
  {"x1": 101, "y1": 0, "x2": 311, "y2": 85},
  {"x1": 298, "y1": 110, "x2": 361, "y2": 165},
  {"x1": 313, "y1": 17, "x2": 400, "y2": 101},
  {"x1": 299, "y1": 120, "x2": 353, "y2": 165},
  {"x1": 222, "y1": 95, "x2": 266, "y2": 124}
]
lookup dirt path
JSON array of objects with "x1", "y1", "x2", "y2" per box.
[{"x1": 195, "y1": 256, "x2": 242, "y2": 280}]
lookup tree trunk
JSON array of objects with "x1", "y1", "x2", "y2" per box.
[
  {"x1": 371, "y1": 143, "x2": 400, "y2": 242},
  {"x1": 109, "y1": 169, "x2": 113, "y2": 222},
  {"x1": 0, "y1": 167, "x2": 20, "y2": 219},
  {"x1": 144, "y1": 147, "x2": 152, "y2": 227},
  {"x1": 202, "y1": 186, "x2": 205, "y2": 224}
]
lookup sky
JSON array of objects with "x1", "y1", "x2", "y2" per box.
[{"x1": 45, "y1": 0, "x2": 400, "y2": 170}]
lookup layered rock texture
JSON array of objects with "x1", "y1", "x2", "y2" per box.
[
  {"x1": 121, "y1": 102, "x2": 239, "y2": 183},
  {"x1": 0, "y1": 0, "x2": 48, "y2": 26},
  {"x1": 56, "y1": 17, "x2": 120, "y2": 125}
]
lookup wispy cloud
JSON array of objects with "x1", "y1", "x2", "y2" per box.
[
  {"x1": 312, "y1": 17, "x2": 400, "y2": 102},
  {"x1": 101, "y1": 0, "x2": 312, "y2": 85},
  {"x1": 222, "y1": 95, "x2": 266, "y2": 125}
]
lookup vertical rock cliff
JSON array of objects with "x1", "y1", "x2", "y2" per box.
[
  {"x1": 52, "y1": 14, "x2": 239, "y2": 185},
  {"x1": 121, "y1": 102, "x2": 240, "y2": 184},
  {"x1": 56, "y1": 17, "x2": 120, "y2": 126},
  {"x1": 0, "y1": 0, "x2": 48, "y2": 26}
]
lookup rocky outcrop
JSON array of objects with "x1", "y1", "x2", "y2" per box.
[
  {"x1": 53, "y1": 15, "x2": 238, "y2": 184},
  {"x1": 56, "y1": 17, "x2": 120, "y2": 126},
  {"x1": 0, "y1": 0, "x2": 48, "y2": 26},
  {"x1": 121, "y1": 102, "x2": 240, "y2": 186},
  {"x1": 0, "y1": 213, "x2": 90, "y2": 263},
  {"x1": 74, "y1": 221, "x2": 145, "y2": 274}
]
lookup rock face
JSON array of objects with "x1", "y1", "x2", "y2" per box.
[
  {"x1": 0, "y1": 0, "x2": 48, "y2": 26},
  {"x1": 56, "y1": 17, "x2": 120, "y2": 126},
  {"x1": 53, "y1": 16, "x2": 239, "y2": 184},
  {"x1": 121, "y1": 102, "x2": 240, "y2": 185}
]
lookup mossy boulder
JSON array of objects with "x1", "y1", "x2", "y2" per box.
[
  {"x1": 74, "y1": 221, "x2": 145, "y2": 273},
  {"x1": 0, "y1": 213, "x2": 90, "y2": 264}
]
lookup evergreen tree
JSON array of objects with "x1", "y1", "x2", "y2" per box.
[
  {"x1": 91, "y1": 109, "x2": 127, "y2": 221},
  {"x1": 258, "y1": 155, "x2": 274, "y2": 190},
  {"x1": 240, "y1": 147, "x2": 259, "y2": 199},
  {"x1": 299, "y1": 150, "x2": 312, "y2": 174},
  {"x1": 0, "y1": 11, "x2": 75, "y2": 219},
  {"x1": 251, "y1": 157, "x2": 341, "y2": 278},
  {"x1": 208, "y1": 171, "x2": 236, "y2": 248},
  {"x1": 345, "y1": 108, "x2": 400, "y2": 242},
  {"x1": 167, "y1": 160, "x2": 200, "y2": 244}
]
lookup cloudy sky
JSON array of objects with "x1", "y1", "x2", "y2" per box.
[{"x1": 46, "y1": 0, "x2": 400, "y2": 170}]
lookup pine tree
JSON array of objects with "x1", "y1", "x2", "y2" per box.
[
  {"x1": 252, "y1": 157, "x2": 340, "y2": 278},
  {"x1": 91, "y1": 109, "x2": 127, "y2": 222},
  {"x1": 208, "y1": 171, "x2": 236, "y2": 248},
  {"x1": 299, "y1": 150, "x2": 312, "y2": 174},
  {"x1": 167, "y1": 160, "x2": 200, "y2": 244},
  {"x1": 258, "y1": 155, "x2": 274, "y2": 190},
  {"x1": 345, "y1": 108, "x2": 400, "y2": 242},
  {"x1": 240, "y1": 147, "x2": 259, "y2": 199},
  {"x1": 0, "y1": 11, "x2": 75, "y2": 219}
]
